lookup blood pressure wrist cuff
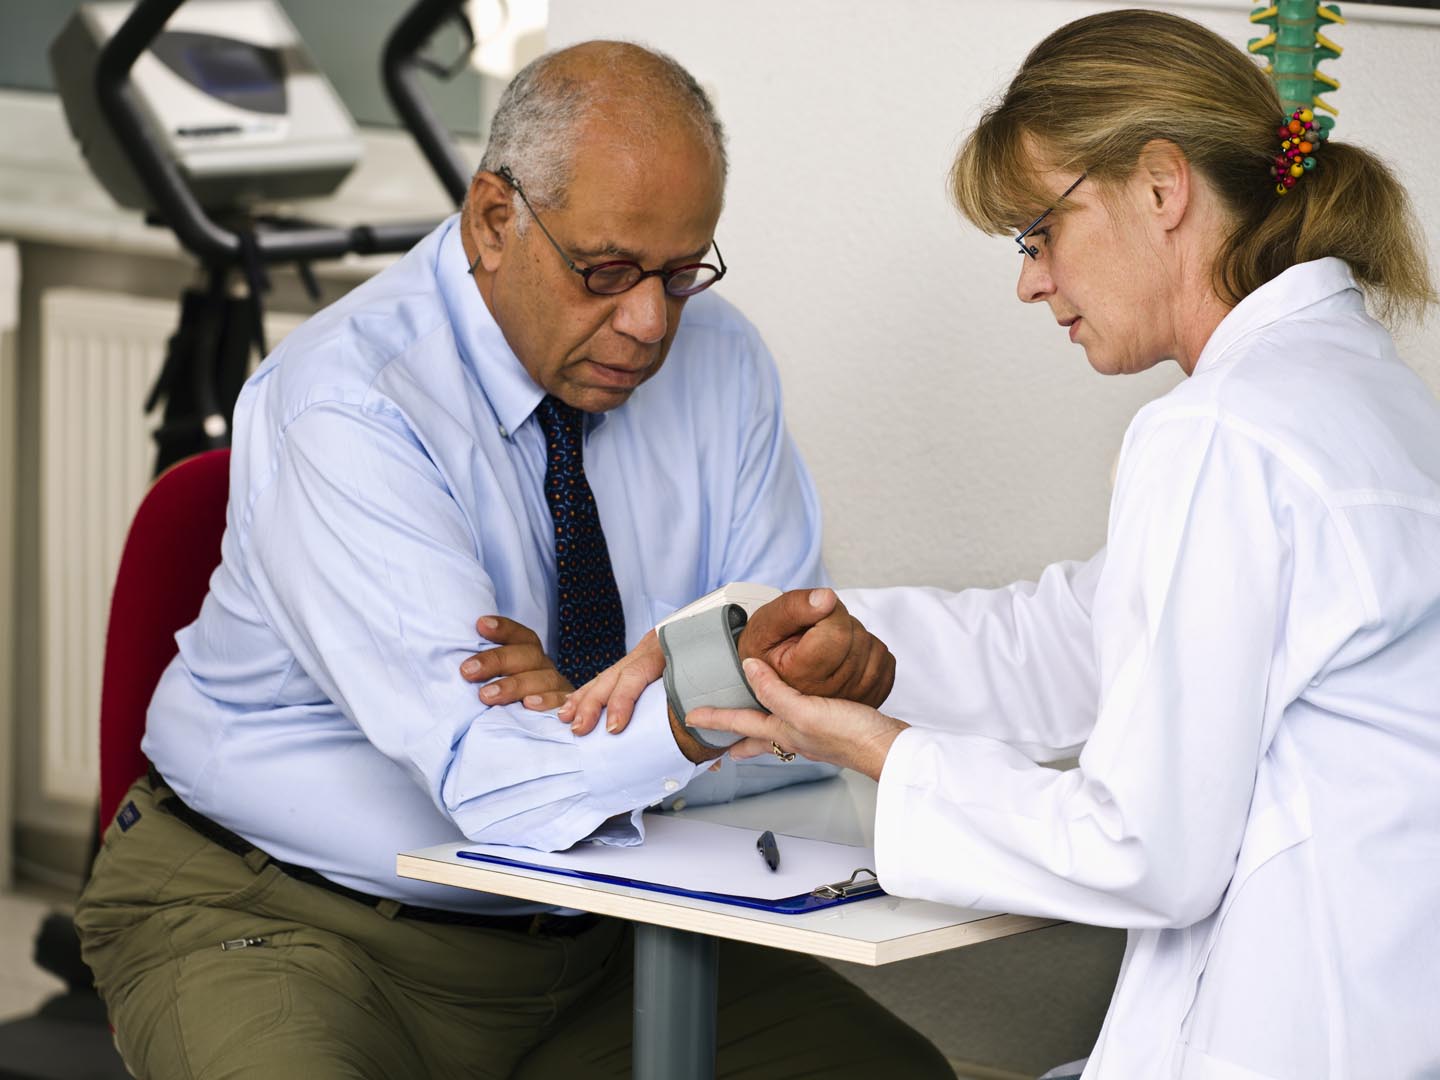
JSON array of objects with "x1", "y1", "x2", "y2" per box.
[{"x1": 657, "y1": 604, "x2": 766, "y2": 750}]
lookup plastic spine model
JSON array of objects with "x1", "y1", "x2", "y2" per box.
[{"x1": 1248, "y1": 1, "x2": 1345, "y2": 139}]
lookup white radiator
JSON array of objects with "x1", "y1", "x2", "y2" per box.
[
  {"x1": 0, "y1": 242, "x2": 19, "y2": 887},
  {"x1": 37, "y1": 288, "x2": 303, "y2": 804}
]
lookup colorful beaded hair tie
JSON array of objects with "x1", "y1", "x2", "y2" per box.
[{"x1": 1271, "y1": 108, "x2": 1327, "y2": 196}]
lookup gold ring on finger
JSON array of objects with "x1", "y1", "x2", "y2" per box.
[{"x1": 770, "y1": 741, "x2": 796, "y2": 763}]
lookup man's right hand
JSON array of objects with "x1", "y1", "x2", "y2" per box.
[
  {"x1": 559, "y1": 587, "x2": 896, "y2": 739},
  {"x1": 459, "y1": 616, "x2": 574, "y2": 711}
]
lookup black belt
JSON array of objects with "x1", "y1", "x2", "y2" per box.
[{"x1": 145, "y1": 767, "x2": 600, "y2": 937}]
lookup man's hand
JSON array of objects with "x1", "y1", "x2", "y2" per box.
[
  {"x1": 667, "y1": 703, "x2": 727, "y2": 766},
  {"x1": 559, "y1": 587, "x2": 895, "y2": 739},
  {"x1": 556, "y1": 634, "x2": 724, "y2": 770},
  {"x1": 458, "y1": 616, "x2": 573, "y2": 711},
  {"x1": 737, "y1": 588, "x2": 895, "y2": 709},
  {"x1": 556, "y1": 630, "x2": 663, "y2": 735}
]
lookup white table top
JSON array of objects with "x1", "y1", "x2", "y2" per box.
[{"x1": 399, "y1": 772, "x2": 1055, "y2": 967}]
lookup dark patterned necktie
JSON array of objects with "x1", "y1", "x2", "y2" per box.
[{"x1": 535, "y1": 395, "x2": 627, "y2": 686}]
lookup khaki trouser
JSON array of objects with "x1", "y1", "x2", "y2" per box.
[{"x1": 77, "y1": 777, "x2": 953, "y2": 1079}]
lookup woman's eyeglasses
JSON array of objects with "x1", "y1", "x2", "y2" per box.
[{"x1": 1015, "y1": 172, "x2": 1087, "y2": 260}]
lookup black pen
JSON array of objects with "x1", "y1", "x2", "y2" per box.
[{"x1": 756, "y1": 829, "x2": 780, "y2": 872}]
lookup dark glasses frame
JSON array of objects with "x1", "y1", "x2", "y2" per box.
[
  {"x1": 1015, "y1": 172, "x2": 1087, "y2": 260},
  {"x1": 495, "y1": 165, "x2": 727, "y2": 297}
]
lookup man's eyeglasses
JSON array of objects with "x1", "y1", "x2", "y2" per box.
[
  {"x1": 1015, "y1": 172, "x2": 1086, "y2": 260},
  {"x1": 495, "y1": 166, "x2": 727, "y2": 297}
]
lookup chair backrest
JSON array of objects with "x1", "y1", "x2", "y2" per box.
[{"x1": 98, "y1": 449, "x2": 230, "y2": 830}]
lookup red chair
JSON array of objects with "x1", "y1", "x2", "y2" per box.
[{"x1": 98, "y1": 448, "x2": 230, "y2": 830}]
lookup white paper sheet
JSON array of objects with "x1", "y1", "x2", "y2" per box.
[{"x1": 460, "y1": 815, "x2": 875, "y2": 902}]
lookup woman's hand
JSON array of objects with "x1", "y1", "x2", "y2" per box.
[
  {"x1": 559, "y1": 587, "x2": 897, "y2": 738},
  {"x1": 458, "y1": 616, "x2": 573, "y2": 711},
  {"x1": 556, "y1": 630, "x2": 663, "y2": 735},
  {"x1": 687, "y1": 658, "x2": 909, "y2": 781}
]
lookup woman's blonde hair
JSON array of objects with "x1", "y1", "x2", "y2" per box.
[{"x1": 951, "y1": 9, "x2": 1434, "y2": 323}]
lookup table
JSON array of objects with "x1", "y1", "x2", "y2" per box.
[{"x1": 398, "y1": 771, "x2": 1055, "y2": 1080}]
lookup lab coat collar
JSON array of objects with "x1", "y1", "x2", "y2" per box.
[
  {"x1": 435, "y1": 215, "x2": 603, "y2": 440},
  {"x1": 1192, "y1": 257, "x2": 1361, "y2": 377}
]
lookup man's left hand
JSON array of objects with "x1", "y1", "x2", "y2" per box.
[
  {"x1": 737, "y1": 588, "x2": 895, "y2": 708},
  {"x1": 557, "y1": 629, "x2": 664, "y2": 736},
  {"x1": 459, "y1": 616, "x2": 574, "y2": 710}
]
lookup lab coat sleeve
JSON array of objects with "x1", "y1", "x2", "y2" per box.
[
  {"x1": 874, "y1": 413, "x2": 1316, "y2": 928},
  {"x1": 840, "y1": 553, "x2": 1103, "y2": 761}
]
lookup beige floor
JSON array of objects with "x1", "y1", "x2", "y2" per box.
[
  {"x1": 829, "y1": 922, "x2": 1121, "y2": 1079},
  {"x1": 0, "y1": 885, "x2": 1120, "y2": 1079},
  {"x1": 0, "y1": 889, "x2": 69, "y2": 1024}
]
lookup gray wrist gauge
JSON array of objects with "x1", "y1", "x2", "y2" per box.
[{"x1": 657, "y1": 604, "x2": 766, "y2": 750}]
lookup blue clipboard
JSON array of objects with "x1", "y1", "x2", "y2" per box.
[
  {"x1": 453, "y1": 816, "x2": 887, "y2": 915},
  {"x1": 455, "y1": 848, "x2": 885, "y2": 914}
]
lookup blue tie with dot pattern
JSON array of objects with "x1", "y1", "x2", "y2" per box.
[{"x1": 535, "y1": 395, "x2": 627, "y2": 687}]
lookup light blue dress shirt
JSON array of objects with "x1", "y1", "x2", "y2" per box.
[{"x1": 142, "y1": 216, "x2": 833, "y2": 911}]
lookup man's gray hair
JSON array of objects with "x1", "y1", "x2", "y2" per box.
[{"x1": 477, "y1": 41, "x2": 727, "y2": 226}]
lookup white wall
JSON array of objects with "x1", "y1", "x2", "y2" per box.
[
  {"x1": 548, "y1": 0, "x2": 1440, "y2": 590},
  {"x1": 0, "y1": 242, "x2": 17, "y2": 890}
]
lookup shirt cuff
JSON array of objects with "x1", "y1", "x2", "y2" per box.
[
  {"x1": 875, "y1": 725, "x2": 985, "y2": 908},
  {"x1": 575, "y1": 680, "x2": 707, "y2": 838},
  {"x1": 875, "y1": 726, "x2": 915, "y2": 891}
]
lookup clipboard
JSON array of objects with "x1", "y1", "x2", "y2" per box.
[{"x1": 455, "y1": 816, "x2": 886, "y2": 915}]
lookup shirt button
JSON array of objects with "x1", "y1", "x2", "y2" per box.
[
  {"x1": 662, "y1": 779, "x2": 679, "y2": 793},
  {"x1": 671, "y1": 798, "x2": 687, "y2": 811},
  {"x1": 497, "y1": 424, "x2": 509, "y2": 438}
]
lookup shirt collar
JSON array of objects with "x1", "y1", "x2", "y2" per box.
[
  {"x1": 434, "y1": 214, "x2": 548, "y2": 438},
  {"x1": 1192, "y1": 257, "x2": 1361, "y2": 376}
]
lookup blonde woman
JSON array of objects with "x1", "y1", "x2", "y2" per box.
[{"x1": 565, "y1": 10, "x2": 1440, "y2": 1078}]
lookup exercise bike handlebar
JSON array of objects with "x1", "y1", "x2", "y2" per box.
[
  {"x1": 94, "y1": 0, "x2": 438, "y2": 265},
  {"x1": 382, "y1": 0, "x2": 472, "y2": 206}
]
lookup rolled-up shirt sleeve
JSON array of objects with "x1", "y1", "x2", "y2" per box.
[{"x1": 244, "y1": 402, "x2": 705, "y2": 851}]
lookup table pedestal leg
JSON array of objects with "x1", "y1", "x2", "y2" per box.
[{"x1": 633, "y1": 923, "x2": 719, "y2": 1080}]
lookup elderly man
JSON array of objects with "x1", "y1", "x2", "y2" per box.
[{"x1": 76, "y1": 40, "x2": 950, "y2": 1080}]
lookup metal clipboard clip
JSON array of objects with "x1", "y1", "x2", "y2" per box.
[{"x1": 810, "y1": 868, "x2": 882, "y2": 901}]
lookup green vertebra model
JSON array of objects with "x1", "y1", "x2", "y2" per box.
[{"x1": 1248, "y1": 2, "x2": 1343, "y2": 136}]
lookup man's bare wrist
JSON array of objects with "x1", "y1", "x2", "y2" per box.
[{"x1": 669, "y1": 707, "x2": 725, "y2": 764}]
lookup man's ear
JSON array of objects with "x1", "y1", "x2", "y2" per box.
[
  {"x1": 1135, "y1": 139, "x2": 1191, "y2": 233},
  {"x1": 464, "y1": 171, "x2": 516, "y2": 274}
]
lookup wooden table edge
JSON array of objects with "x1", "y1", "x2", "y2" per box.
[{"x1": 397, "y1": 853, "x2": 1058, "y2": 966}]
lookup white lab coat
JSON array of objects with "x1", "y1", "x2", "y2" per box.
[{"x1": 843, "y1": 259, "x2": 1440, "y2": 1079}]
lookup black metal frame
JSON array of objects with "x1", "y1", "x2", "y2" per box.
[
  {"x1": 93, "y1": 0, "x2": 454, "y2": 265},
  {"x1": 382, "y1": 0, "x2": 473, "y2": 206},
  {"x1": 87, "y1": 0, "x2": 473, "y2": 477}
]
